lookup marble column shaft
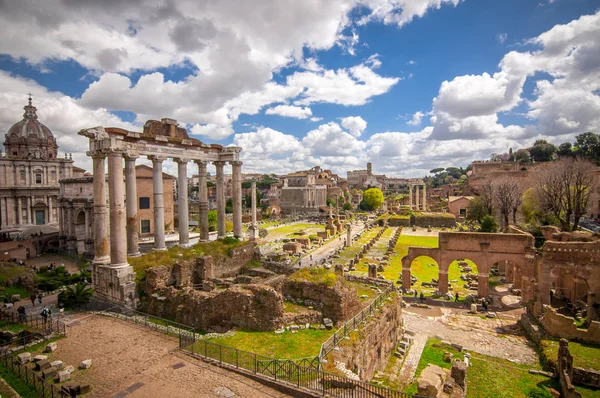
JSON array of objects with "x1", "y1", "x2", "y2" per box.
[
  {"x1": 249, "y1": 181, "x2": 258, "y2": 241},
  {"x1": 108, "y1": 151, "x2": 127, "y2": 266},
  {"x1": 415, "y1": 185, "x2": 420, "y2": 210},
  {"x1": 175, "y1": 159, "x2": 190, "y2": 247},
  {"x1": 125, "y1": 155, "x2": 140, "y2": 256},
  {"x1": 17, "y1": 197, "x2": 22, "y2": 225},
  {"x1": 92, "y1": 154, "x2": 110, "y2": 265},
  {"x1": 422, "y1": 185, "x2": 426, "y2": 211},
  {"x1": 151, "y1": 156, "x2": 167, "y2": 251},
  {"x1": 215, "y1": 161, "x2": 226, "y2": 239},
  {"x1": 231, "y1": 161, "x2": 243, "y2": 239},
  {"x1": 84, "y1": 206, "x2": 91, "y2": 240},
  {"x1": 48, "y1": 196, "x2": 53, "y2": 223},
  {"x1": 196, "y1": 161, "x2": 209, "y2": 241},
  {"x1": 408, "y1": 185, "x2": 413, "y2": 210}
]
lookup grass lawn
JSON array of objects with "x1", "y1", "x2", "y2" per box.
[
  {"x1": 404, "y1": 338, "x2": 564, "y2": 398},
  {"x1": 385, "y1": 235, "x2": 439, "y2": 286},
  {"x1": 202, "y1": 328, "x2": 334, "y2": 359},
  {"x1": 265, "y1": 223, "x2": 325, "y2": 240},
  {"x1": 0, "y1": 364, "x2": 38, "y2": 398},
  {"x1": 0, "y1": 319, "x2": 27, "y2": 333},
  {"x1": 0, "y1": 285, "x2": 31, "y2": 300},
  {"x1": 540, "y1": 339, "x2": 600, "y2": 371},
  {"x1": 334, "y1": 227, "x2": 382, "y2": 265}
]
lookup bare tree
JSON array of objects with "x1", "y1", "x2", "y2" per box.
[
  {"x1": 479, "y1": 182, "x2": 495, "y2": 216},
  {"x1": 493, "y1": 178, "x2": 523, "y2": 228},
  {"x1": 535, "y1": 157, "x2": 595, "y2": 231}
]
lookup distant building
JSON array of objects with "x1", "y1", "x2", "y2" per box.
[
  {"x1": 447, "y1": 196, "x2": 474, "y2": 221},
  {"x1": 0, "y1": 96, "x2": 74, "y2": 235}
]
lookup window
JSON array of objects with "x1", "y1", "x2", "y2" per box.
[
  {"x1": 140, "y1": 220, "x2": 151, "y2": 234},
  {"x1": 139, "y1": 197, "x2": 150, "y2": 209},
  {"x1": 20, "y1": 170, "x2": 26, "y2": 182},
  {"x1": 459, "y1": 208, "x2": 467, "y2": 216},
  {"x1": 36, "y1": 174, "x2": 42, "y2": 184}
]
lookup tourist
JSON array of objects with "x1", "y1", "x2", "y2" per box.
[
  {"x1": 455, "y1": 292, "x2": 459, "y2": 303},
  {"x1": 37, "y1": 293, "x2": 43, "y2": 305},
  {"x1": 40, "y1": 305, "x2": 51, "y2": 326},
  {"x1": 58, "y1": 302, "x2": 65, "y2": 318},
  {"x1": 414, "y1": 290, "x2": 418, "y2": 299},
  {"x1": 482, "y1": 300, "x2": 488, "y2": 311},
  {"x1": 30, "y1": 293, "x2": 36, "y2": 307},
  {"x1": 419, "y1": 292, "x2": 425, "y2": 303},
  {"x1": 17, "y1": 305, "x2": 26, "y2": 322}
]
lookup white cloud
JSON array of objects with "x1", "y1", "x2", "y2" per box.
[
  {"x1": 341, "y1": 116, "x2": 368, "y2": 137},
  {"x1": 302, "y1": 122, "x2": 367, "y2": 157},
  {"x1": 265, "y1": 105, "x2": 313, "y2": 119},
  {"x1": 358, "y1": 0, "x2": 463, "y2": 27},
  {"x1": 407, "y1": 111, "x2": 424, "y2": 126},
  {"x1": 496, "y1": 33, "x2": 507, "y2": 43}
]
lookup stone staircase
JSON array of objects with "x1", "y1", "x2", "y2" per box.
[{"x1": 393, "y1": 330, "x2": 414, "y2": 359}]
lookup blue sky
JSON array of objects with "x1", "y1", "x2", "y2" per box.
[{"x1": 0, "y1": 0, "x2": 599, "y2": 177}]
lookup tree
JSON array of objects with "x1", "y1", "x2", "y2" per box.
[
  {"x1": 557, "y1": 142, "x2": 573, "y2": 157},
  {"x1": 528, "y1": 140, "x2": 557, "y2": 162},
  {"x1": 514, "y1": 148, "x2": 531, "y2": 164},
  {"x1": 535, "y1": 157, "x2": 596, "y2": 231},
  {"x1": 245, "y1": 190, "x2": 263, "y2": 209},
  {"x1": 343, "y1": 202, "x2": 353, "y2": 211},
  {"x1": 207, "y1": 210, "x2": 218, "y2": 231},
  {"x1": 466, "y1": 196, "x2": 488, "y2": 222},
  {"x1": 480, "y1": 215, "x2": 499, "y2": 232},
  {"x1": 479, "y1": 183, "x2": 495, "y2": 216},
  {"x1": 58, "y1": 283, "x2": 93, "y2": 308},
  {"x1": 326, "y1": 196, "x2": 337, "y2": 207},
  {"x1": 574, "y1": 132, "x2": 600, "y2": 161},
  {"x1": 493, "y1": 178, "x2": 523, "y2": 227},
  {"x1": 430, "y1": 167, "x2": 445, "y2": 174},
  {"x1": 361, "y1": 188, "x2": 384, "y2": 211}
]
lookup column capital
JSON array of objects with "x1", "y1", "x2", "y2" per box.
[
  {"x1": 213, "y1": 160, "x2": 226, "y2": 167},
  {"x1": 194, "y1": 159, "x2": 209, "y2": 166},
  {"x1": 124, "y1": 152, "x2": 139, "y2": 161},
  {"x1": 173, "y1": 157, "x2": 191, "y2": 164},
  {"x1": 89, "y1": 152, "x2": 106, "y2": 160},
  {"x1": 230, "y1": 160, "x2": 243, "y2": 167},
  {"x1": 148, "y1": 155, "x2": 167, "y2": 163}
]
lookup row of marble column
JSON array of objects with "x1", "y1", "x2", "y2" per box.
[
  {"x1": 0, "y1": 195, "x2": 54, "y2": 228},
  {"x1": 91, "y1": 151, "x2": 243, "y2": 267},
  {"x1": 408, "y1": 184, "x2": 427, "y2": 211}
]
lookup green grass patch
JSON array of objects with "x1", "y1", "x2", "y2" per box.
[
  {"x1": 16, "y1": 335, "x2": 64, "y2": 355},
  {"x1": 343, "y1": 281, "x2": 377, "y2": 301},
  {"x1": 333, "y1": 227, "x2": 382, "y2": 265},
  {"x1": 0, "y1": 319, "x2": 27, "y2": 333},
  {"x1": 288, "y1": 267, "x2": 337, "y2": 287},
  {"x1": 0, "y1": 364, "x2": 39, "y2": 398},
  {"x1": 202, "y1": 328, "x2": 334, "y2": 359},
  {"x1": 284, "y1": 301, "x2": 306, "y2": 313},
  {"x1": 0, "y1": 285, "x2": 31, "y2": 300},
  {"x1": 0, "y1": 265, "x2": 31, "y2": 284},
  {"x1": 540, "y1": 339, "x2": 600, "y2": 371}
]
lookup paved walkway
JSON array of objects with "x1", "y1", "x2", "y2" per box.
[{"x1": 396, "y1": 332, "x2": 427, "y2": 388}]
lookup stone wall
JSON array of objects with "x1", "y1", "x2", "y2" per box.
[
  {"x1": 573, "y1": 367, "x2": 600, "y2": 389},
  {"x1": 540, "y1": 306, "x2": 600, "y2": 345},
  {"x1": 145, "y1": 284, "x2": 285, "y2": 332},
  {"x1": 328, "y1": 294, "x2": 402, "y2": 381},
  {"x1": 412, "y1": 213, "x2": 456, "y2": 228},
  {"x1": 282, "y1": 279, "x2": 361, "y2": 324}
]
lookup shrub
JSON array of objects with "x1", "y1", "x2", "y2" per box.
[
  {"x1": 222, "y1": 236, "x2": 240, "y2": 244},
  {"x1": 526, "y1": 387, "x2": 552, "y2": 398},
  {"x1": 480, "y1": 215, "x2": 499, "y2": 232},
  {"x1": 289, "y1": 268, "x2": 337, "y2": 287},
  {"x1": 58, "y1": 283, "x2": 94, "y2": 308},
  {"x1": 343, "y1": 202, "x2": 353, "y2": 211},
  {"x1": 259, "y1": 228, "x2": 268, "y2": 238}
]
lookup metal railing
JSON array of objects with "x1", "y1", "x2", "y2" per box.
[
  {"x1": 181, "y1": 338, "x2": 416, "y2": 398},
  {"x1": 319, "y1": 282, "x2": 395, "y2": 364},
  {"x1": 0, "y1": 311, "x2": 66, "y2": 336},
  {"x1": 0, "y1": 349, "x2": 69, "y2": 397}
]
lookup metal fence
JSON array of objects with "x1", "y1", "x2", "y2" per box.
[
  {"x1": 181, "y1": 338, "x2": 416, "y2": 398},
  {"x1": 319, "y1": 282, "x2": 395, "y2": 363},
  {"x1": 0, "y1": 349, "x2": 69, "y2": 398},
  {"x1": 0, "y1": 311, "x2": 66, "y2": 336}
]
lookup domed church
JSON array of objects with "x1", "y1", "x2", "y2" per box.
[{"x1": 0, "y1": 95, "x2": 74, "y2": 235}]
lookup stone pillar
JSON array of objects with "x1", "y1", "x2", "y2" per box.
[
  {"x1": 422, "y1": 184, "x2": 427, "y2": 211},
  {"x1": 415, "y1": 185, "x2": 420, "y2": 211},
  {"x1": 67, "y1": 205, "x2": 73, "y2": 237},
  {"x1": 408, "y1": 185, "x2": 413, "y2": 210},
  {"x1": 27, "y1": 197, "x2": 32, "y2": 224},
  {"x1": 84, "y1": 207, "x2": 91, "y2": 240},
  {"x1": 175, "y1": 158, "x2": 190, "y2": 247},
  {"x1": 108, "y1": 150, "x2": 127, "y2": 266},
  {"x1": 214, "y1": 161, "x2": 226, "y2": 239},
  {"x1": 124, "y1": 155, "x2": 140, "y2": 257},
  {"x1": 16, "y1": 197, "x2": 22, "y2": 225},
  {"x1": 248, "y1": 181, "x2": 259, "y2": 241},
  {"x1": 514, "y1": 266, "x2": 523, "y2": 289},
  {"x1": 478, "y1": 273, "x2": 489, "y2": 298},
  {"x1": 91, "y1": 154, "x2": 110, "y2": 265},
  {"x1": 231, "y1": 161, "x2": 243, "y2": 239},
  {"x1": 438, "y1": 270, "x2": 449, "y2": 293},
  {"x1": 402, "y1": 266, "x2": 412, "y2": 291},
  {"x1": 150, "y1": 156, "x2": 167, "y2": 251},
  {"x1": 346, "y1": 223, "x2": 352, "y2": 247},
  {"x1": 196, "y1": 160, "x2": 209, "y2": 241},
  {"x1": 49, "y1": 196, "x2": 53, "y2": 223},
  {"x1": 586, "y1": 292, "x2": 597, "y2": 325}
]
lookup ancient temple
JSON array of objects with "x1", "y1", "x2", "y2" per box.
[{"x1": 0, "y1": 95, "x2": 73, "y2": 234}]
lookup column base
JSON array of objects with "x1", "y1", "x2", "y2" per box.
[
  {"x1": 92, "y1": 263, "x2": 137, "y2": 306},
  {"x1": 127, "y1": 252, "x2": 142, "y2": 258},
  {"x1": 217, "y1": 234, "x2": 226, "y2": 240},
  {"x1": 92, "y1": 255, "x2": 111, "y2": 266},
  {"x1": 179, "y1": 242, "x2": 193, "y2": 248},
  {"x1": 153, "y1": 247, "x2": 168, "y2": 252}
]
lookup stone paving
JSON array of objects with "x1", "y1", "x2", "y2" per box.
[{"x1": 396, "y1": 332, "x2": 427, "y2": 388}]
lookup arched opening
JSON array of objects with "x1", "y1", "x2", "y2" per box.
[
  {"x1": 490, "y1": 260, "x2": 523, "y2": 307},
  {"x1": 408, "y1": 256, "x2": 439, "y2": 295},
  {"x1": 74, "y1": 210, "x2": 87, "y2": 241},
  {"x1": 448, "y1": 258, "x2": 479, "y2": 298}
]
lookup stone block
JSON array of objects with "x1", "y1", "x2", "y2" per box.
[
  {"x1": 33, "y1": 354, "x2": 48, "y2": 362},
  {"x1": 470, "y1": 303, "x2": 478, "y2": 313},
  {"x1": 57, "y1": 370, "x2": 70, "y2": 382},
  {"x1": 274, "y1": 329, "x2": 284, "y2": 334},
  {"x1": 79, "y1": 359, "x2": 92, "y2": 369},
  {"x1": 45, "y1": 342, "x2": 58, "y2": 353},
  {"x1": 10, "y1": 294, "x2": 21, "y2": 302},
  {"x1": 417, "y1": 364, "x2": 446, "y2": 397},
  {"x1": 451, "y1": 360, "x2": 467, "y2": 389},
  {"x1": 17, "y1": 352, "x2": 31, "y2": 364},
  {"x1": 42, "y1": 367, "x2": 58, "y2": 380},
  {"x1": 50, "y1": 360, "x2": 63, "y2": 369},
  {"x1": 64, "y1": 365, "x2": 75, "y2": 374},
  {"x1": 443, "y1": 352, "x2": 454, "y2": 363},
  {"x1": 79, "y1": 384, "x2": 91, "y2": 394},
  {"x1": 62, "y1": 382, "x2": 79, "y2": 395},
  {"x1": 36, "y1": 359, "x2": 51, "y2": 371},
  {"x1": 450, "y1": 343, "x2": 463, "y2": 352}
]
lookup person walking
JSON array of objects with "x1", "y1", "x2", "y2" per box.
[
  {"x1": 455, "y1": 292, "x2": 459, "y2": 303},
  {"x1": 58, "y1": 302, "x2": 65, "y2": 318},
  {"x1": 40, "y1": 305, "x2": 51, "y2": 327},
  {"x1": 419, "y1": 292, "x2": 425, "y2": 303},
  {"x1": 37, "y1": 293, "x2": 43, "y2": 305},
  {"x1": 30, "y1": 293, "x2": 36, "y2": 307},
  {"x1": 17, "y1": 305, "x2": 27, "y2": 323},
  {"x1": 414, "y1": 290, "x2": 418, "y2": 299}
]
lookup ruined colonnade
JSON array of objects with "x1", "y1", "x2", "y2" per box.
[{"x1": 408, "y1": 184, "x2": 427, "y2": 211}]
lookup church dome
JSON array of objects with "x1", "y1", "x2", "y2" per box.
[{"x1": 3, "y1": 95, "x2": 58, "y2": 159}]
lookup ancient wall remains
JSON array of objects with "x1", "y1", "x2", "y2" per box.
[
  {"x1": 539, "y1": 307, "x2": 600, "y2": 344},
  {"x1": 573, "y1": 367, "x2": 600, "y2": 389},
  {"x1": 328, "y1": 294, "x2": 403, "y2": 381}
]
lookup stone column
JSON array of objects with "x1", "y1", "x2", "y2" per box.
[
  {"x1": 48, "y1": 196, "x2": 53, "y2": 223},
  {"x1": 44, "y1": 196, "x2": 49, "y2": 224},
  {"x1": 108, "y1": 150, "x2": 127, "y2": 266},
  {"x1": 402, "y1": 265, "x2": 412, "y2": 291},
  {"x1": 196, "y1": 160, "x2": 209, "y2": 241},
  {"x1": 422, "y1": 184, "x2": 427, "y2": 211},
  {"x1": 415, "y1": 185, "x2": 420, "y2": 211},
  {"x1": 175, "y1": 158, "x2": 190, "y2": 247},
  {"x1": 586, "y1": 292, "x2": 597, "y2": 325},
  {"x1": 84, "y1": 207, "x2": 91, "y2": 240},
  {"x1": 67, "y1": 204, "x2": 73, "y2": 237},
  {"x1": 409, "y1": 184, "x2": 413, "y2": 210},
  {"x1": 231, "y1": 161, "x2": 243, "y2": 239},
  {"x1": 124, "y1": 154, "x2": 140, "y2": 257},
  {"x1": 150, "y1": 156, "x2": 167, "y2": 251},
  {"x1": 214, "y1": 161, "x2": 226, "y2": 239},
  {"x1": 248, "y1": 181, "x2": 259, "y2": 241},
  {"x1": 478, "y1": 273, "x2": 489, "y2": 298},
  {"x1": 513, "y1": 266, "x2": 523, "y2": 289},
  {"x1": 438, "y1": 269, "x2": 449, "y2": 293},
  {"x1": 16, "y1": 197, "x2": 22, "y2": 225},
  {"x1": 91, "y1": 153, "x2": 110, "y2": 265},
  {"x1": 346, "y1": 223, "x2": 352, "y2": 247}
]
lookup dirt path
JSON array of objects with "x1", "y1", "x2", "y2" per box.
[{"x1": 301, "y1": 223, "x2": 365, "y2": 267}]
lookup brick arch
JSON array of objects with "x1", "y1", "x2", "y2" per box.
[{"x1": 401, "y1": 247, "x2": 441, "y2": 291}]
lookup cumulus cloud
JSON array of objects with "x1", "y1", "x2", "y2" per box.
[
  {"x1": 358, "y1": 0, "x2": 463, "y2": 27},
  {"x1": 265, "y1": 105, "x2": 313, "y2": 119},
  {"x1": 341, "y1": 116, "x2": 367, "y2": 137},
  {"x1": 407, "y1": 111, "x2": 424, "y2": 126}
]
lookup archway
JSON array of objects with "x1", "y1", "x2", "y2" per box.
[
  {"x1": 407, "y1": 256, "x2": 440, "y2": 294},
  {"x1": 447, "y1": 258, "x2": 479, "y2": 299}
]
